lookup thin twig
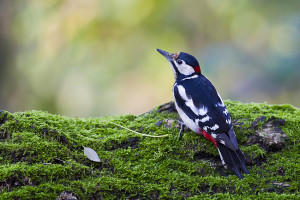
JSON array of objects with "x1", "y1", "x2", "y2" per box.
[{"x1": 102, "y1": 119, "x2": 169, "y2": 138}]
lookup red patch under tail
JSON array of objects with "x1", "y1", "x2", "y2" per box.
[{"x1": 198, "y1": 129, "x2": 219, "y2": 147}]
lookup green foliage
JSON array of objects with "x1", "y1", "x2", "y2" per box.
[{"x1": 0, "y1": 101, "x2": 299, "y2": 199}]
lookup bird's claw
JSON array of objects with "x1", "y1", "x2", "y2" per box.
[{"x1": 177, "y1": 120, "x2": 186, "y2": 139}]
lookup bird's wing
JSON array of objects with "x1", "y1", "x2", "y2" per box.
[{"x1": 173, "y1": 76, "x2": 238, "y2": 150}]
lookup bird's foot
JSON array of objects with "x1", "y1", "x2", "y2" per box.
[{"x1": 177, "y1": 120, "x2": 186, "y2": 139}]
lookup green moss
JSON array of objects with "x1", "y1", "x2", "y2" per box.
[{"x1": 0, "y1": 101, "x2": 299, "y2": 199}]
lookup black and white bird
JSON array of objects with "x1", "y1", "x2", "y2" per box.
[{"x1": 157, "y1": 49, "x2": 249, "y2": 179}]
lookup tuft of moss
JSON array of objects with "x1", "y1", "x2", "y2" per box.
[{"x1": 0, "y1": 101, "x2": 299, "y2": 199}]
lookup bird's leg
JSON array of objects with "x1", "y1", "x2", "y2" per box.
[{"x1": 177, "y1": 119, "x2": 186, "y2": 139}]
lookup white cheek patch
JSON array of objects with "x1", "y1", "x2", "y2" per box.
[
  {"x1": 176, "y1": 62, "x2": 195, "y2": 76},
  {"x1": 169, "y1": 63, "x2": 177, "y2": 79}
]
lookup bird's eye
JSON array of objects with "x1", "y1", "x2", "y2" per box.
[{"x1": 177, "y1": 60, "x2": 183, "y2": 64}]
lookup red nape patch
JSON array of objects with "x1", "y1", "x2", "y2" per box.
[
  {"x1": 200, "y1": 130, "x2": 219, "y2": 147},
  {"x1": 194, "y1": 66, "x2": 201, "y2": 73}
]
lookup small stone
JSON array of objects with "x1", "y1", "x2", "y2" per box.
[
  {"x1": 272, "y1": 181, "x2": 291, "y2": 187},
  {"x1": 255, "y1": 127, "x2": 287, "y2": 151},
  {"x1": 57, "y1": 191, "x2": 78, "y2": 200},
  {"x1": 254, "y1": 117, "x2": 288, "y2": 151},
  {"x1": 164, "y1": 119, "x2": 174, "y2": 128},
  {"x1": 164, "y1": 119, "x2": 181, "y2": 129}
]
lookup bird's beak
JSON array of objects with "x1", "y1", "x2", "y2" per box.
[{"x1": 156, "y1": 49, "x2": 175, "y2": 62}]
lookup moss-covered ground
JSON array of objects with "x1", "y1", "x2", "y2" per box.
[{"x1": 0, "y1": 101, "x2": 299, "y2": 199}]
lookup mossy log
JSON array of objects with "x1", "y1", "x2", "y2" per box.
[{"x1": 0, "y1": 101, "x2": 299, "y2": 199}]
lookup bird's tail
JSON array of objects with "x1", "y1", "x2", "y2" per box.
[{"x1": 217, "y1": 144, "x2": 249, "y2": 179}]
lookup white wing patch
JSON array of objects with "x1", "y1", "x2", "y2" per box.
[
  {"x1": 219, "y1": 140, "x2": 225, "y2": 145},
  {"x1": 217, "y1": 102, "x2": 224, "y2": 107},
  {"x1": 203, "y1": 124, "x2": 219, "y2": 132},
  {"x1": 177, "y1": 85, "x2": 208, "y2": 116},
  {"x1": 198, "y1": 116, "x2": 211, "y2": 123},
  {"x1": 199, "y1": 106, "x2": 207, "y2": 116},
  {"x1": 223, "y1": 109, "x2": 228, "y2": 115},
  {"x1": 226, "y1": 118, "x2": 231, "y2": 124},
  {"x1": 177, "y1": 85, "x2": 188, "y2": 101},
  {"x1": 174, "y1": 100, "x2": 201, "y2": 133},
  {"x1": 211, "y1": 124, "x2": 219, "y2": 130}
]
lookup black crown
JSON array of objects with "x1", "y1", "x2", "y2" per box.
[{"x1": 177, "y1": 52, "x2": 199, "y2": 67}]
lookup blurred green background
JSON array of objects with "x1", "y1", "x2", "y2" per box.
[{"x1": 0, "y1": 0, "x2": 299, "y2": 117}]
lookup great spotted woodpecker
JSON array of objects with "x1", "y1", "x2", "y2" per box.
[{"x1": 157, "y1": 49, "x2": 249, "y2": 179}]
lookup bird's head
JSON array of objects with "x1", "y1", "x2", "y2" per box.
[{"x1": 157, "y1": 49, "x2": 201, "y2": 80}]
